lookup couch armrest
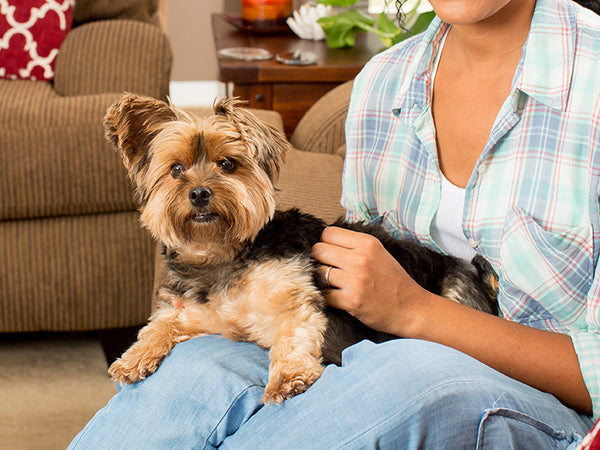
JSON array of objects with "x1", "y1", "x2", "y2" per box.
[
  {"x1": 53, "y1": 20, "x2": 172, "y2": 100},
  {"x1": 290, "y1": 80, "x2": 353, "y2": 155}
]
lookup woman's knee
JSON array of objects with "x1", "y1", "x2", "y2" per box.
[
  {"x1": 339, "y1": 338, "x2": 501, "y2": 391},
  {"x1": 155, "y1": 335, "x2": 270, "y2": 388},
  {"x1": 332, "y1": 339, "x2": 589, "y2": 448},
  {"x1": 334, "y1": 340, "x2": 506, "y2": 431},
  {"x1": 69, "y1": 336, "x2": 271, "y2": 449}
]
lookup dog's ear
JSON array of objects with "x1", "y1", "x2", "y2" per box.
[
  {"x1": 214, "y1": 98, "x2": 290, "y2": 182},
  {"x1": 104, "y1": 94, "x2": 178, "y2": 172}
]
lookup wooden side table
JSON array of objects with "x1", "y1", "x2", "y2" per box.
[{"x1": 212, "y1": 13, "x2": 382, "y2": 137}]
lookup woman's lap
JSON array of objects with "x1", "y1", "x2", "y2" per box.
[{"x1": 69, "y1": 336, "x2": 593, "y2": 449}]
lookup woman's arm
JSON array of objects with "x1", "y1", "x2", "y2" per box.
[{"x1": 312, "y1": 226, "x2": 593, "y2": 415}]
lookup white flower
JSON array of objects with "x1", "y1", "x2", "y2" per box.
[{"x1": 287, "y1": 3, "x2": 333, "y2": 41}]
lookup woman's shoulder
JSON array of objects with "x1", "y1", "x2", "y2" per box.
[
  {"x1": 358, "y1": 41, "x2": 416, "y2": 89},
  {"x1": 365, "y1": 32, "x2": 428, "y2": 69},
  {"x1": 569, "y1": 0, "x2": 600, "y2": 33},
  {"x1": 352, "y1": 17, "x2": 444, "y2": 100}
]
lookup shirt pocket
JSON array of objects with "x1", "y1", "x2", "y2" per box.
[{"x1": 498, "y1": 207, "x2": 593, "y2": 326}]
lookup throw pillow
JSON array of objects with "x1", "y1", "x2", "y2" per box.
[
  {"x1": 580, "y1": 418, "x2": 600, "y2": 450},
  {"x1": 0, "y1": 0, "x2": 74, "y2": 81}
]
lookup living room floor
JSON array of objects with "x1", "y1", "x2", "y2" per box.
[{"x1": 0, "y1": 333, "x2": 118, "y2": 449}]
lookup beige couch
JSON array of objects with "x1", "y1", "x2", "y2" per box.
[{"x1": 0, "y1": 0, "x2": 171, "y2": 334}]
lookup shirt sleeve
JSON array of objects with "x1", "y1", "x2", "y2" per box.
[
  {"x1": 570, "y1": 252, "x2": 600, "y2": 419},
  {"x1": 570, "y1": 329, "x2": 600, "y2": 419},
  {"x1": 574, "y1": 90, "x2": 600, "y2": 421}
]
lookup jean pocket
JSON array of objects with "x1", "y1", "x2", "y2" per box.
[
  {"x1": 477, "y1": 407, "x2": 582, "y2": 449},
  {"x1": 498, "y1": 207, "x2": 593, "y2": 326}
]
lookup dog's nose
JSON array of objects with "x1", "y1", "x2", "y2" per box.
[{"x1": 189, "y1": 186, "x2": 212, "y2": 207}]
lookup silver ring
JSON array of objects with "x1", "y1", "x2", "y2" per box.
[{"x1": 324, "y1": 265, "x2": 333, "y2": 286}]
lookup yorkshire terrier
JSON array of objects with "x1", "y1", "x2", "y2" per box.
[{"x1": 104, "y1": 94, "x2": 498, "y2": 404}]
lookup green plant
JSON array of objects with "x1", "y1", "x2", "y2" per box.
[{"x1": 317, "y1": 0, "x2": 435, "y2": 48}]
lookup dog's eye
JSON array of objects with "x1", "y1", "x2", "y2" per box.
[
  {"x1": 170, "y1": 163, "x2": 185, "y2": 178},
  {"x1": 218, "y1": 158, "x2": 238, "y2": 173}
]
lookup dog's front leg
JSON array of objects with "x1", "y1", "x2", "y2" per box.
[
  {"x1": 108, "y1": 297, "x2": 228, "y2": 384},
  {"x1": 108, "y1": 304, "x2": 192, "y2": 385},
  {"x1": 262, "y1": 307, "x2": 328, "y2": 404}
]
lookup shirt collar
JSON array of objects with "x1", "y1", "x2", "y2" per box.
[
  {"x1": 394, "y1": 0, "x2": 576, "y2": 117},
  {"x1": 392, "y1": 16, "x2": 448, "y2": 119},
  {"x1": 516, "y1": 0, "x2": 576, "y2": 111}
]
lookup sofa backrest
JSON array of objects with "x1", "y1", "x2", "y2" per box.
[{"x1": 73, "y1": 0, "x2": 160, "y2": 27}]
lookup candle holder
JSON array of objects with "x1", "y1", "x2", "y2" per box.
[{"x1": 241, "y1": 0, "x2": 293, "y2": 31}]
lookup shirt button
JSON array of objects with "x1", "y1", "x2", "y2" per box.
[
  {"x1": 477, "y1": 164, "x2": 486, "y2": 174},
  {"x1": 468, "y1": 238, "x2": 478, "y2": 248}
]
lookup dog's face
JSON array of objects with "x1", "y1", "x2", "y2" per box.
[{"x1": 104, "y1": 94, "x2": 290, "y2": 259}]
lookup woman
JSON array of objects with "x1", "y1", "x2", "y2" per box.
[{"x1": 70, "y1": 0, "x2": 599, "y2": 447}]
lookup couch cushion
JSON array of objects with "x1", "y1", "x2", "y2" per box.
[
  {"x1": 0, "y1": 0, "x2": 74, "y2": 81},
  {"x1": 0, "y1": 212, "x2": 154, "y2": 332},
  {"x1": 276, "y1": 148, "x2": 346, "y2": 224},
  {"x1": 0, "y1": 81, "x2": 134, "y2": 220},
  {"x1": 53, "y1": 19, "x2": 171, "y2": 99}
]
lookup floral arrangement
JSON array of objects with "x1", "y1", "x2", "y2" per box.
[{"x1": 316, "y1": 0, "x2": 435, "y2": 48}]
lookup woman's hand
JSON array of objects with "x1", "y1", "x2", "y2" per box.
[
  {"x1": 313, "y1": 230, "x2": 592, "y2": 414},
  {"x1": 311, "y1": 226, "x2": 435, "y2": 337}
]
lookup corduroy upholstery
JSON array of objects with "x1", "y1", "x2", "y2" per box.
[
  {"x1": 290, "y1": 80, "x2": 353, "y2": 157},
  {"x1": 0, "y1": 0, "x2": 172, "y2": 332},
  {"x1": 72, "y1": 0, "x2": 161, "y2": 26}
]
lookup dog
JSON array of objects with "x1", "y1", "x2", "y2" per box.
[{"x1": 104, "y1": 94, "x2": 498, "y2": 404}]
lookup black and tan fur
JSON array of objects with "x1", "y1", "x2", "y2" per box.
[{"x1": 105, "y1": 94, "x2": 498, "y2": 404}]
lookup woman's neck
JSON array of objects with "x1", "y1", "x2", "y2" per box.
[{"x1": 445, "y1": 0, "x2": 536, "y2": 70}]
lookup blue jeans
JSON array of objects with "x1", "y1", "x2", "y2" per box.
[{"x1": 69, "y1": 336, "x2": 592, "y2": 449}]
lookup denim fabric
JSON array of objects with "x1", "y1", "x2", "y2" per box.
[{"x1": 69, "y1": 336, "x2": 593, "y2": 449}]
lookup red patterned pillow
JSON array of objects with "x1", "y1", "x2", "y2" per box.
[
  {"x1": 580, "y1": 418, "x2": 600, "y2": 449},
  {"x1": 0, "y1": 0, "x2": 74, "y2": 81}
]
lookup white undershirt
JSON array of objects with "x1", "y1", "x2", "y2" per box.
[
  {"x1": 428, "y1": 28, "x2": 477, "y2": 262},
  {"x1": 430, "y1": 174, "x2": 476, "y2": 261}
]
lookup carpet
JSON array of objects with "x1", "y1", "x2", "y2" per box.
[{"x1": 0, "y1": 333, "x2": 117, "y2": 449}]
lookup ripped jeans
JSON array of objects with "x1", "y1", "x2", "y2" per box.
[{"x1": 69, "y1": 336, "x2": 593, "y2": 449}]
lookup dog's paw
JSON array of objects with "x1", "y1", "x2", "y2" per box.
[
  {"x1": 108, "y1": 354, "x2": 161, "y2": 385},
  {"x1": 262, "y1": 364, "x2": 324, "y2": 404}
]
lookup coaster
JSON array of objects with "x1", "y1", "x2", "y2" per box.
[
  {"x1": 275, "y1": 50, "x2": 318, "y2": 65},
  {"x1": 217, "y1": 47, "x2": 273, "y2": 61}
]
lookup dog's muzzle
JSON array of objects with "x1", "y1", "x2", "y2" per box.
[
  {"x1": 189, "y1": 186, "x2": 212, "y2": 208},
  {"x1": 189, "y1": 186, "x2": 217, "y2": 223}
]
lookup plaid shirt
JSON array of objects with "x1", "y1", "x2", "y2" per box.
[{"x1": 343, "y1": 0, "x2": 600, "y2": 418}]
